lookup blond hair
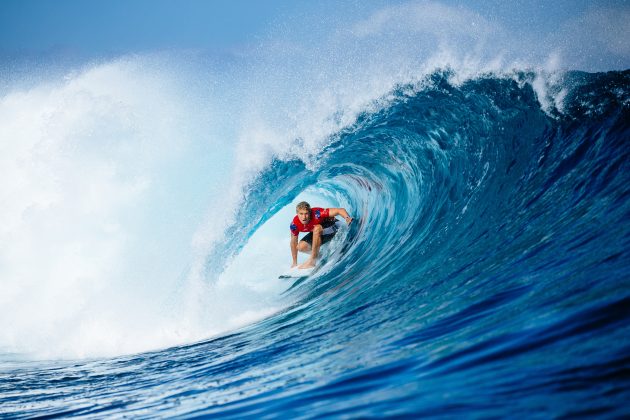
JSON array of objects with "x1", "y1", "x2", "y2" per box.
[{"x1": 296, "y1": 201, "x2": 311, "y2": 212}]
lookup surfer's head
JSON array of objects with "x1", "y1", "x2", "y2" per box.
[{"x1": 296, "y1": 201, "x2": 311, "y2": 224}]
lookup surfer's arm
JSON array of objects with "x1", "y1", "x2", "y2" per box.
[
  {"x1": 328, "y1": 208, "x2": 353, "y2": 225},
  {"x1": 290, "y1": 234, "x2": 299, "y2": 267}
]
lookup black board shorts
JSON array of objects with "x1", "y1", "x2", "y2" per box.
[{"x1": 300, "y1": 218, "x2": 340, "y2": 246}]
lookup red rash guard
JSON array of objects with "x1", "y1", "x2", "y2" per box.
[{"x1": 290, "y1": 207, "x2": 330, "y2": 236}]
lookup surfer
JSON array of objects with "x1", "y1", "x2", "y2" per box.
[{"x1": 290, "y1": 201, "x2": 353, "y2": 269}]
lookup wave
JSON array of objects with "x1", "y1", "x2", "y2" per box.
[
  {"x1": 2, "y1": 67, "x2": 628, "y2": 417},
  {"x1": 205, "y1": 70, "x2": 629, "y2": 419},
  {"x1": 227, "y1": 69, "x2": 629, "y2": 298}
]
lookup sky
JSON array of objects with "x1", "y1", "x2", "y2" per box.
[
  {"x1": 0, "y1": 0, "x2": 291, "y2": 56},
  {"x1": 1, "y1": 0, "x2": 628, "y2": 71}
]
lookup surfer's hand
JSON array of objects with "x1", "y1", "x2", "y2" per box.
[
  {"x1": 291, "y1": 263, "x2": 298, "y2": 268},
  {"x1": 345, "y1": 216, "x2": 353, "y2": 225}
]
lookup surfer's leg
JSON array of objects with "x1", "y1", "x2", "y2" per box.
[
  {"x1": 299, "y1": 225, "x2": 322, "y2": 269},
  {"x1": 297, "y1": 240, "x2": 311, "y2": 253},
  {"x1": 310, "y1": 224, "x2": 323, "y2": 259},
  {"x1": 298, "y1": 233, "x2": 313, "y2": 253}
]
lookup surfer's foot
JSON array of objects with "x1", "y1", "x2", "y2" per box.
[{"x1": 298, "y1": 260, "x2": 316, "y2": 269}]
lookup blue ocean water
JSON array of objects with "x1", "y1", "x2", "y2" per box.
[{"x1": 1, "y1": 69, "x2": 629, "y2": 418}]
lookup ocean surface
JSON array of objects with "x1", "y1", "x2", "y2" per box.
[{"x1": 1, "y1": 67, "x2": 629, "y2": 418}]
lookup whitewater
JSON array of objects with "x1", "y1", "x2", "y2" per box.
[{"x1": 2, "y1": 2, "x2": 630, "y2": 418}]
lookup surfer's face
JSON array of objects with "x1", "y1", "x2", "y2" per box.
[{"x1": 297, "y1": 209, "x2": 310, "y2": 224}]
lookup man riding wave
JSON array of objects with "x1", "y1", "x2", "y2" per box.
[{"x1": 290, "y1": 201, "x2": 353, "y2": 269}]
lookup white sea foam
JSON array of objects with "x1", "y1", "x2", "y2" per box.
[
  {"x1": 0, "y1": 52, "x2": 341, "y2": 359},
  {"x1": 0, "y1": 57, "x2": 242, "y2": 359}
]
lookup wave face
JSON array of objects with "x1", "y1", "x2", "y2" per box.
[{"x1": 2, "y1": 70, "x2": 629, "y2": 418}]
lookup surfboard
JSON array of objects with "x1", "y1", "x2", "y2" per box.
[{"x1": 279, "y1": 267, "x2": 314, "y2": 279}]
